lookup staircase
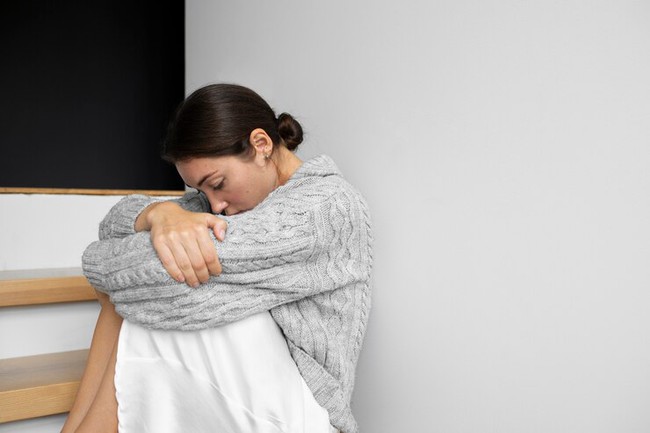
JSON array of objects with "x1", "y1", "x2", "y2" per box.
[
  {"x1": 0, "y1": 189, "x2": 183, "y2": 431},
  {"x1": 0, "y1": 269, "x2": 96, "y2": 424}
]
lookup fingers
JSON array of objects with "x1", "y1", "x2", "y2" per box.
[
  {"x1": 149, "y1": 210, "x2": 226, "y2": 288},
  {"x1": 198, "y1": 233, "x2": 222, "y2": 276},
  {"x1": 154, "y1": 232, "x2": 203, "y2": 287},
  {"x1": 167, "y1": 233, "x2": 207, "y2": 288},
  {"x1": 173, "y1": 247, "x2": 201, "y2": 288},
  {"x1": 182, "y1": 221, "x2": 222, "y2": 282},
  {"x1": 207, "y1": 215, "x2": 228, "y2": 242},
  {"x1": 154, "y1": 241, "x2": 186, "y2": 284},
  {"x1": 202, "y1": 214, "x2": 225, "y2": 275}
]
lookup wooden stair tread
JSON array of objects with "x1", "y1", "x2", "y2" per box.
[
  {"x1": 0, "y1": 267, "x2": 97, "y2": 307},
  {"x1": 0, "y1": 350, "x2": 89, "y2": 423}
]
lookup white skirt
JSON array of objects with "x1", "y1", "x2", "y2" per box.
[{"x1": 115, "y1": 312, "x2": 337, "y2": 433}]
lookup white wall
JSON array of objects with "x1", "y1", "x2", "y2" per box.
[
  {"x1": 0, "y1": 194, "x2": 123, "y2": 271},
  {"x1": 187, "y1": 1, "x2": 650, "y2": 432}
]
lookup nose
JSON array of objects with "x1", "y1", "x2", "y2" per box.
[{"x1": 209, "y1": 199, "x2": 229, "y2": 215}]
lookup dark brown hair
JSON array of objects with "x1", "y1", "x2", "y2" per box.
[{"x1": 162, "y1": 84, "x2": 303, "y2": 162}]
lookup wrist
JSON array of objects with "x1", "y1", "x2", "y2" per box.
[
  {"x1": 135, "y1": 202, "x2": 164, "y2": 232},
  {"x1": 144, "y1": 201, "x2": 184, "y2": 231}
]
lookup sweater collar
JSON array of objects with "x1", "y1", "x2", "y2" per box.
[{"x1": 291, "y1": 154, "x2": 341, "y2": 179}]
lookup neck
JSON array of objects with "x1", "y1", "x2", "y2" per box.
[{"x1": 271, "y1": 146, "x2": 303, "y2": 186}]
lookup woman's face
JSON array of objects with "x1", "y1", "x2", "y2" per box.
[{"x1": 176, "y1": 152, "x2": 278, "y2": 216}]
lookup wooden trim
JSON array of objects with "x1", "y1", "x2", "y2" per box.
[
  {"x1": 0, "y1": 269, "x2": 97, "y2": 307},
  {"x1": 0, "y1": 267, "x2": 84, "y2": 280},
  {"x1": 0, "y1": 350, "x2": 89, "y2": 422},
  {"x1": 0, "y1": 187, "x2": 185, "y2": 196}
]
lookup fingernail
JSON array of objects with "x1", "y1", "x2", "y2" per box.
[{"x1": 218, "y1": 229, "x2": 225, "y2": 240}]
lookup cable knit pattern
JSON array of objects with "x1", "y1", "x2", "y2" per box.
[{"x1": 82, "y1": 155, "x2": 373, "y2": 433}]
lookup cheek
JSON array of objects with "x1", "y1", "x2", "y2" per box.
[
  {"x1": 244, "y1": 171, "x2": 271, "y2": 202},
  {"x1": 241, "y1": 189, "x2": 262, "y2": 207},
  {"x1": 229, "y1": 169, "x2": 275, "y2": 208}
]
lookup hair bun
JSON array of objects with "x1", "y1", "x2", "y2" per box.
[{"x1": 276, "y1": 112, "x2": 303, "y2": 151}]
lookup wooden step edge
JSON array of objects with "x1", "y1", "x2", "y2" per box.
[
  {"x1": 0, "y1": 381, "x2": 81, "y2": 423},
  {"x1": 0, "y1": 187, "x2": 185, "y2": 196},
  {"x1": 0, "y1": 350, "x2": 89, "y2": 423},
  {"x1": 0, "y1": 271, "x2": 97, "y2": 307}
]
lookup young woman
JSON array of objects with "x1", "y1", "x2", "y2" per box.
[{"x1": 62, "y1": 84, "x2": 373, "y2": 433}]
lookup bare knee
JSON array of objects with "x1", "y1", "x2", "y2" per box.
[
  {"x1": 94, "y1": 289, "x2": 110, "y2": 305},
  {"x1": 94, "y1": 290, "x2": 118, "y2": 316}
]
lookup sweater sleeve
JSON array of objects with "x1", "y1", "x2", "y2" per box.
[
  {"x1": 98, "y1": 191, "x2": 210, "y2": 240},
  {"x1": 82, "y1": 187, "x2": 371, "y2": 330}
]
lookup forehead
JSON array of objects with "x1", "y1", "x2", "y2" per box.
[
  {"x1": 175, "y1": 154, "x2": 256, "y2": 187},
  {"x1": 175, "y1": 155, "x2": 236, "y2": 185}
]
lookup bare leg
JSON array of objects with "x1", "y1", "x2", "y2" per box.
[
  {"x1": 75, "y1": 341, "x2": 119, "y2": 433},
  {"x1": 61, "y1": 290, "x2": 122, "y2": 433}
]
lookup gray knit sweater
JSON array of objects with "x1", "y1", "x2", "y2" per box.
[{"x1": 82, "y1": 155, "x2": 372, "y2": 433}]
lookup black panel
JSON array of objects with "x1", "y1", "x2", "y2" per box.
[{"x1": 0, "y1": 0, "x2": 185, "y2": 190}]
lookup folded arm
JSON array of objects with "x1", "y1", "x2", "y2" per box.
[
  {"x1": 98, "y1": 191, "x2": 210, "y2": 241},
  {"x1": 99, "y1": 191, "x2": 230, "y2": 285},
  {"x1": 82, "y1": 189, "x2": 370, "y2": 330}
]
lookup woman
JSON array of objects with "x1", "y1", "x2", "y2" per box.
[{"x1": 62, "y1": 84, "x2": 372, "y2": 433}]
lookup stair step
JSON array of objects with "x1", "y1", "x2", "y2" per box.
[
  {"x1": 0, "y1": 268, "x2": 96, "y2": 307},
  {"x1": 0, "y1": 349, "x2": 89, "y2": 423}
]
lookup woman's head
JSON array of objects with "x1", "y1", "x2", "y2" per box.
[
  {"x1": 162, "y1": 83, "x2": 303, "y2": 162},
  {"x1": 165, "y1": 84, "x2": 305, "y2": 216}
]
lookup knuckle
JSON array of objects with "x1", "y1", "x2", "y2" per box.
[
  {"x1": 177, "y1": 260, "x2": 192, "y2": 271},
  {"x1": 160, "y1": 256, "x2": 175, "y2": 267},
  {"x1": 189, "y1": 255, "x2": 204, "y2": 268},
  {"x1": 193, "y1": 225, "x2": 207, "y2": 234},
  {"x1": 179, "y1": 230, "x2": 193, "y2": 239},
  {"x1": 203, "y1": 254, "x2": 218, "y2": 265},
  {"x1": 152, "y1": 233, "x2": 167, "y2": 244}
]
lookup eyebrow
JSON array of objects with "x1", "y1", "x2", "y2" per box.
[{"x1": 197, "y1": 170, "x2": 219, "y2": 188}]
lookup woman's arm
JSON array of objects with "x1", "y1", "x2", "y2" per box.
[
  {"x1": 82, "y1": 187, "x2": 372, "y2": 330},
  {"x1": 98, "y1": 191, "x2": 210, "y2": 240},
  {"x1": 99, "y1": 191, "x2": 228, "y2": 286}
]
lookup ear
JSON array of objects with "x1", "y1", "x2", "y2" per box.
[{"x1": 249, "y1": 128, "x2": 273, "y2": 164}]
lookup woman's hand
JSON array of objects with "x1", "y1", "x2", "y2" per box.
[{"x1": 135, "y1": 201, "x2": 227, "y2": 287}]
